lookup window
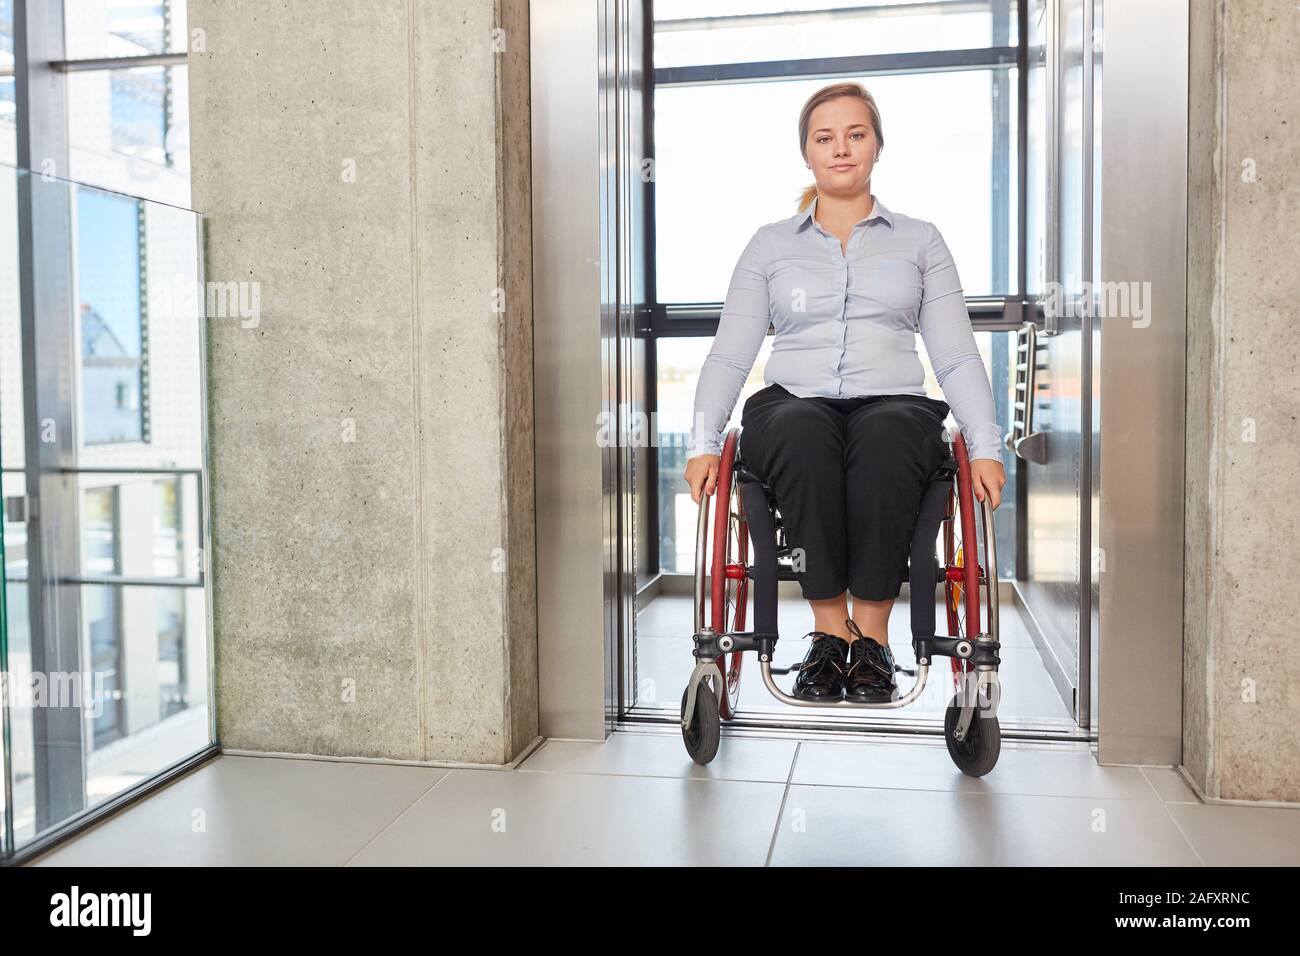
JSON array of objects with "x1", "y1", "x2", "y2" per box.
[
  {"x1": 648, "y1": 1, "x2": 1031, "y2": 581},
  {"x1": 654, "y1": 0, "x2": 1016, "y2": 67},
  {"x1": 65, "y1": 0, "x2": 173, "y2": 59},
  {"x1": 652, "y1": 0, "x2": 1021, "y2": 308},
  {"x1": 76, "y1": 186, "x2": 148, "y2": 445},
  {"x1": 64, "y1": 0, "x2": 192, "y2": 204},
  {"x1": 153, "y1": 477, "x2": 188, "y2": 719},
  {"x1": 82, "y1": 486, "x2": 124, "y2": 747},
  {"x1": 2, "y1": 0, "x2": 209, "y2": 861},
  {"x1": 111, "y1": 66, "x2": 171, "y2": 166},
  {"x1": 655, "y1": 336, "x2": 774, "y2": 572},
  {"x1": 654, "y1": 70, "x2": 1018, "y2": 303}
]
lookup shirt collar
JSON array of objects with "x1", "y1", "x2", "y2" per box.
[{"x1": 794, "y1": 193, "x2": 894, "y2": 232}]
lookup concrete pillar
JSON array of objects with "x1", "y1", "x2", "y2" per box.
[
  {"x1": 1184, "y1": 0, "x2": 1300, "y2": 802},
  {"x1": 186, "y1": 0, "x2": 537, "y2": 764}
]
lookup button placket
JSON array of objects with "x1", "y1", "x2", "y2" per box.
[
  {"x1": 837, "y1": 223, "x2": 857, "y2": 392},
  {"x1": 833, "y1": 227, "x2": 854, "y2": 394}
]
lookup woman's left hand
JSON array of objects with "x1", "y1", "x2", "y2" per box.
[{"x1": 970, "y1": 459, "x2": 1007, "y2": 510}]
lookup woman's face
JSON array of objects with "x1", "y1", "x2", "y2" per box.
[{"x1": 803, "y1": 97, "x2": 879, "y2": 197}]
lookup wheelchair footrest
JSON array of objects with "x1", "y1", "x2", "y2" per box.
[{"x1": 775, "y1": 656, "x2": 917, "y2": 677}]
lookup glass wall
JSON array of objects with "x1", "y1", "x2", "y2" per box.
[
  {"x1": 1, "y1": 0, "x2": 206, "y2": 862},
  {"x1": 1, "y1": 163, "x2": 210, "y2": 857},
  {"x1": 654, "y1": 68, "x2": 1018, "y2": 303},
  {"x1": 65, "y1": 0, "x2": 192, "y2": 207},
  {"x1": 0, "y1": 0, "x2": 193, "y2": 204}
]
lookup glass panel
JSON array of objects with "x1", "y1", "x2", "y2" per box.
[
  {"x1": 0, "y1": 179, "x2": 20, "y2": 477},
  {"x1": 0, "y1": 163, "x2": 210, "y2": 853},
  {"x1": 1025, "y1": 0, "x2": 1047, "y2": 294},
  {"x1": 654, "y1": 69, "x2": 1014, "y2": 304},
  {"x1": 0, "y1": 0, "x2": 15, "y2": 164},
  {"x1": 84, "y1": 585, "x2": 207, "y2": 808},
  {"x1": 110, "y1": 67, "x2": 169, "y2": 162},
  {"x1": 67, "y1": 63, "x2": 191, "y2": 206},
  {"x1": 655, "y1": 336, "x2": 774, "y2": 573},
  {"x1": 77, "y1": 187, "x2": 147, "y2": 445},
  {"x1": 82, "y1": 485, "x2": 118, "y2": 574},
  {"x1": 657, "y1": 331, "x2": 1019, "y2": 577},
  {"x1": 63, "y1": 0, "x2": 187, "y2": 59},
  {"x1": 654, "y1": 0, "x2": 1019, "y2": 68},
  {"x1": 156, "y1": 585, "x2": 185, "y2": 720},
  {"x1": 997, "y1": 66, "x2": 1020, "y2": 296},
  {"x1": 84, "y1": 581, "x2": 123, "y2": 748},
  {"x1": 152, "y1": 475, "x2": 181, "y2": 574},
  {"x1": 63, "y1": 1, "x2": 192, "y2": 202},
  {"x1": 1059, "y1": 0, "x2": 1085, "y2": 295},
  {"x1": 0, "y1": 139, "x2": 23, "y2": 855}
]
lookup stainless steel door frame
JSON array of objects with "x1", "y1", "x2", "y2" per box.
[
  {"x1": 533, "y1": 0, "x2": 647, "y2": 739},
  {"x1": 1093, "y1": 0, "x2": 1187, "y2": 765}
]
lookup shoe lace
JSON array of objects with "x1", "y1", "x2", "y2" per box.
[
  {"x1": 798, "y1": 632, "x2": 845, "y2": 677},
  {"x1": 844, "y1": 619, "x2": 893, "y2": 680}
]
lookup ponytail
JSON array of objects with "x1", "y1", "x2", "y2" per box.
[{"x1": 796, "y1": 184, "x2": 818, "y2": 213}]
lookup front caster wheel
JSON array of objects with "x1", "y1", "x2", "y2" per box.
[
  {"x1": 681, "y1": 683, "x2": 720, "y2": 765},
  {"x1": 944, "y1": 691, "x2": 1000, "y2": 777}
]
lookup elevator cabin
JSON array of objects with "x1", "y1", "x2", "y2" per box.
[{"x1": 531, "y1": 0, "x2": 1187, "y2": 765}]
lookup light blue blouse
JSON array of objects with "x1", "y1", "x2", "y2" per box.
[{"x1": 688, "y1": 194, "x2": 1005, "y2": 463}]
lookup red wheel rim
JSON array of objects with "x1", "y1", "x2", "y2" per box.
[
  {"x1": 944, "y1": 485, "x2": 961, "y2": 683},
  {"x1": 952, "y1": 434, "x2": 982, "y2": 637},
  {"x1": 710, "y1": 429, "x2": 747, "y2": 719},
  {"x1": 945, "y1": 436, "x2": 983, "y2": 690}
]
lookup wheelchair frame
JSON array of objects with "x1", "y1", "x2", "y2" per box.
[{"x1": 680, "y1": 425, "x2": 1004, "y2": 775}]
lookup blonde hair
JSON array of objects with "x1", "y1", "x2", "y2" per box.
[{"x1": 796, "y1": 82, "x2": 885, "y2": 212}]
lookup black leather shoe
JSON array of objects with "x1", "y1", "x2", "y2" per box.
[
  {"x1": 843, "y1": 619, "x2": 899, "y2": 702},
  {"x1": 792, "y1": 632, "x2": 849, "y2": 701}
]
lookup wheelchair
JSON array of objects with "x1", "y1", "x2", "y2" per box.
[{"x1": 681, "y1": 425, "x2": 1003, "y2": 776}]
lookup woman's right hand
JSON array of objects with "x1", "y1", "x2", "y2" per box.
[{"x1": 684, "y1": 454, "x2": 721, "y2": 504}]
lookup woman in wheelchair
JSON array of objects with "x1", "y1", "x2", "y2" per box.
[{"x1": 684, "y1": 82, "x2": 1006, "y2": 705}]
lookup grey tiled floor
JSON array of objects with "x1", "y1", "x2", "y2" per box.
[{"x1": 29, "y1": 735, "x2": 1300, "y2": 866}]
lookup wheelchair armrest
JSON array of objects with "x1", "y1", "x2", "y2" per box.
[{"x1": 929, "y1": 457, "x2": 959, "y2": 482}]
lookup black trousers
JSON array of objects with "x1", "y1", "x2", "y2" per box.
[{"x1": 738, "y1": 383, "x2": 951, "y2": 602}]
